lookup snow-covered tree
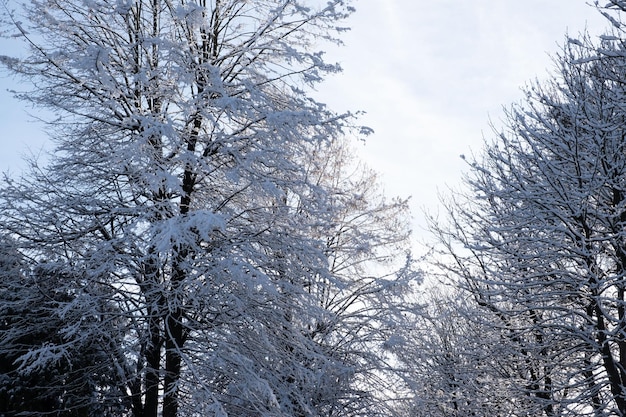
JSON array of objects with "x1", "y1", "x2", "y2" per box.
[
  {"x1": 0, "y1": 1, "x2": 418, "y2": 416},
  {"x1": 431, "y1": 10, "x2": 626, "y2": 416},
  {"x1": 394, "y1": 287, "x2": 528, "y2": 417},
  {"x1": 0, "y1": 235, "x2": 128, "y2": 416},
  {"x1": 300, "y1": 138, "x2": 419, "y2": 416}
]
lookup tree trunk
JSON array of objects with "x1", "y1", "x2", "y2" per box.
[
  {"x1": 163, "y1": 312, "x2": 184, "y2": 417},
  {"x1": 144, "y1": 311, "x2": 161, "y2": 417}
]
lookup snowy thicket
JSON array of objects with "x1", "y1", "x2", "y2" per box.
[{"x1": 0, "y1": 1, "x2": 419, "y2": 416}]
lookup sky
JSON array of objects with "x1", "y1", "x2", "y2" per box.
[
  {"x1": 0, "y1": 0, "x2": 612, "y2": 248},
  {"x1": 314, "y1": 0, "x2": 609, "y2": 245}
]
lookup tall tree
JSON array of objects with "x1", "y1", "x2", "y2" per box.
[
  {"x1": 431, "y1": 10, "x2": 626, "y2": 416},
  {"x1": 0, "y1": 1, "x2": 417, "y2": 416}
]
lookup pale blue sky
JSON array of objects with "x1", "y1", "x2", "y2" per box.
[{"x1": 0, "y1": 0, "x2": 611, "y2": 243}]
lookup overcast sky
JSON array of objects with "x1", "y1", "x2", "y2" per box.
[
  {"x1": 315, "y1": 1, "x2": 609, "y2": 244},
  {"x1": 0, "y1": 1, "x2": 613, "y2": 247}
]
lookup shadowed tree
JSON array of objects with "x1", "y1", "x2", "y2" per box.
[{"x1": 0, "y1": 236, "x2": 128, "y2": 416}]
